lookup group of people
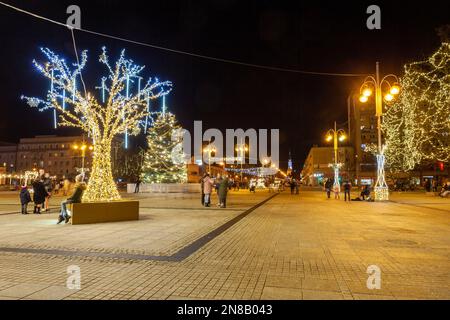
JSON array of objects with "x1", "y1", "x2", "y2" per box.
[
  {"x1": 324, "y1": 178, "x2": 371, "y2": 201},
  {"x1": 19, "y1": 172, "x2": 53, "y2": 214},
  {"x1": 424, "y1": 178, "x2": 450, "y2": 197},
  {"x1": 18, "y1": 169, "x2": 87, "y2": 224},
  {"x1": 289, "y1": 178, "x2": 300, "y2": 195},
  {"x1": 438, "y1": 181, "x2": 450, "y2": 198},
  {"x1": 200, "y1": 173, "x2": 229, "y2": 208}
]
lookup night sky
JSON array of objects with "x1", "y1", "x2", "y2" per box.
[{"x1": 0, "y1": 0, "x2": 448, "y2": 171}]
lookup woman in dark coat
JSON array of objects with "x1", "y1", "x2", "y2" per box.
[
  {"x1": 32, "y1": 178, "x2": 47, "y2": 214},
  {"x1": 218, "y1": 175, "x2": 229, "y2": 208}
]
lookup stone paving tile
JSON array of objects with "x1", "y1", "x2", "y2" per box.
[
  {"x1": 353, "y1": 293, "x2": 395, "y2": 300},
  {"x1": 302, "y1": 290, "x2": 345, "y2": 300},
  {"x1": 260, "y1": 286, "x2": 302, "y2": 300},
  {"x1": 0, "y1": 283, "x2": 49, "y2": 298},
  {"x1": 25, "y1": 286, "x2": 78, "y2": 300}
]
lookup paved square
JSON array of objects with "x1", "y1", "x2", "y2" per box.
[{"x1": 0, "y1": 189, "x2": 448, "y2": 300}]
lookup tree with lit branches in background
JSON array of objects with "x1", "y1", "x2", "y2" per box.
[
  {"x1": 140, "y1": 112, "x2": 187, "y2": 183},
  {"x1": 383, "y1": 42, "x2": 450, "y2": 172},
  {"x1": 22, "y1": 47, "x2": 172, "y2": 202}
]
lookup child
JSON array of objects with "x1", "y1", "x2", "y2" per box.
[
  {"x1": 19, "y1": 185, "x2": 32, "y2": 214},
  {"x1": 333, "y1": 183, "x2": 340, "y2": 200}
]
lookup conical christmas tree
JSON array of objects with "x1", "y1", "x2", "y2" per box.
[{"x1": 141, "y1": 112, "x2": 187, "y2": 183}]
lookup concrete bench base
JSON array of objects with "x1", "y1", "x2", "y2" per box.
[{"x1": 70, "y1": 200, "x2": 139, "y2": 225}]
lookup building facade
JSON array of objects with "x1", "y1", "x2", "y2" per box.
[
  {"x1": 15, "y1": 135, "x2": 93, "y2": 178},
  {"x1": 0, "y1": 142, "x2": 18, "y2": 173},
  {"x1": 301, "y1": 146, "x2": 355, "y2": 186}
]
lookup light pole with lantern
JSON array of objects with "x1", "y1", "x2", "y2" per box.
[
  {"x1": 325, "y1": 121, "x2": 347, "y2": 191},
  {"x1": 203, "y1": 144, "x2": 216, "y2": 174},
  {"x1": 235, "y1": 139, "x2": 248, "y2": 183},
  {"x1": 72, "y1": 142, "x2": 94, "y2": 176},
  {"x1": 358, "y1": 62, "x2": 400, "y2": 201}
]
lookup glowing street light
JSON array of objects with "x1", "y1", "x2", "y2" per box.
[
  {"x1": 235, "y1": 139, "x2": 249, "y2": 182},
  {"x1": 384, "y1": 93, "x2": 394, "y2": 102},
  {"x1": 362, "y1": 88, "x2": 372, "y2": 97},
  {"x1": 390, "y1": 84, "x2": 400, "y2": 95},
  {"x1": 325, "y1": 121, "x2": 346, "y2": 191},
  {"x1": 358, "y1": 62, "x2": 400, "y2": 201},
  {"x1": 203, "y1": 144, "x2": 216, "y2": 173},
  {"x1": 72, "y1": 141, "x2": 93, "y2": 175}
]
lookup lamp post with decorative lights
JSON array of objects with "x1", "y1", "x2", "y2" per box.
[
  {"x1": 325, "y1": 121, "x2": 347, "y2": 191},
  {"x1": 358, "y1": 62, "x2": 400, "y2": 201}
]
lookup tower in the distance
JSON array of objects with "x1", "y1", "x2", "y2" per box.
[{"x1": 287, "y1": 151, "x2": 293, "y2": 176}]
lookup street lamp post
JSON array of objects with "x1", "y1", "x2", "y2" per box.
[
  {"x1": 203, "y1": 144, "x2": 216, "y2": 174},
  {"x1": 326, "y1": 121, "x2": 346, "y2": 190},
  {"x1": 358, "y1": 62, "x2": 400, "y2": 201},
  {"x1": 235, "y1": 139, "x2": 248, "y2": 183},
  {"x1": 72, "y1": 142, "x2": 93, "y2": 176}
]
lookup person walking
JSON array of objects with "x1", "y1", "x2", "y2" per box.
[
  {"x1": 32, "y1": 177, "x2": 46, "y2": 214},
  {"x1": 57, "y1": 174, "x2": 86, "y2": 224},
  {"x1": 214, "y1": 174, "x2": 221, "y2": 206},
  {"x1": 134, "y1": 177, "x2": 141, "y2": 193},
  {"x1": 19, "y1": 185, "x2": 32, "y2": 214},
  {"x1": 62, "y1": 178, "x2": 70, "y2": 196},
  {"x1": 218, "y1": 175, "x2": 229, "y2": 208},
  {"x1": 43, "y1": 172, "x2": 52, "y2": 212},
  {"x1": 290, "y1": 178, "x2": 296, "y2": 195},
  {"x1": 203, "y1": 173, "x2": 214, "y2": 207},
  {"x1": 54, "y1": 182, "x2": 60, "y2": 195},
  {"x1": 199, "y1": 173, "x2": 207, "y2": 205},
  {"x1": 343, "y1": 180, "x2": 352, "y2": 202},
  {"x1": 333, "y1": 183, "x2": 340, "y2": 200},
  {"x1": 325, "y1": 178, "x2": 333, "y2": 199},
  {"x1": 432, "y1": 180, "x2": 438, "y2": 192},
  {"x1": 424, "y1": 179, "x2": 431, "y2": 192}
]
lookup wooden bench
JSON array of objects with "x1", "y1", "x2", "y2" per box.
[{"x1": 68, "y1": 200, "x2": 139, "y2": 225}]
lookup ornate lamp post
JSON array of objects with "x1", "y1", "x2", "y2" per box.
[
  {"x1": 358, "y1": 62, "x2": 400, "y2": 201},
  {"x1": 325, "y1": 121, "x2": 347, "y2": 191}
]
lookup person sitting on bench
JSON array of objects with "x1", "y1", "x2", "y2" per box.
[{"x1": 57, "y1": 174, "x2": 86, "y2": 224}]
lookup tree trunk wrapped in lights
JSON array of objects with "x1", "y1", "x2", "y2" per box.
[
  {"x1": 141, "y1": 112, "x2": 187, "y2": 184},
  {"x1": 22, "y1": 47, "x2": 172, "y2": 202},
  {"x1": 383, "y1": 42, "x2": 450, "y2": 171}
]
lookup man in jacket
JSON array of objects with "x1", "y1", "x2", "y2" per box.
[
  {"x1": 325, "y1": 178, "x2": 333, "y2": 199},
  {"x1": 57, "y1": 174, "x2": 86, "y2": 224}
]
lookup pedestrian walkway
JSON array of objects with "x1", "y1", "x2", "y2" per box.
[{"x1": 0, "y1": 190, "x2": 448, "y2": 300}]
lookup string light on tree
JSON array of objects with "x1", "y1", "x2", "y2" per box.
[
  {"x1": 383, "y1": 42, "x2": 450, "y2": 171},
  {"x1": 22, "y1": 47, "x2": 172, "y2": 202}
]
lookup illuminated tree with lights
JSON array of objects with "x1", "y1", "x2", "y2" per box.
[
  {"x1": 22, "y1": 47, "x2": 172, "y2": 201},
  {"x1": 383, "y1": 42, "x2": 450, "y2": 171},
  {"x1": 141, "y1": 112, "x2": 187, "y2": 183}
]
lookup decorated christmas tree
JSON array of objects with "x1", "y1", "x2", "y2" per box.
[{"x1": 141, "y1": 112, "x2": 187, "y2": 183}]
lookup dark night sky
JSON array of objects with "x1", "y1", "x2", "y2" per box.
[{"x1": 0, "y1": 0, "x2": 448, "y2": 171}]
